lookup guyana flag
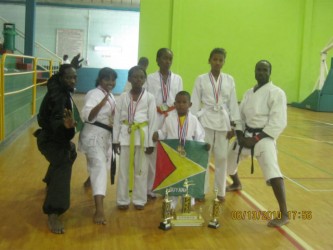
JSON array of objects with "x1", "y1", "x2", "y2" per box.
[{"x1": 153, "y1": 139, "x2": 209, "y2": 199}]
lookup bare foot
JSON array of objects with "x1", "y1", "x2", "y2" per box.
[
  {"x1": 217, "y1": 196, "x2": 225, "y2": 202},
  {"x1": 83, "y1": 177, "x2": 91, "y2": 188},
  {"x1": 94, "y1": 210, "x2": 107, "y2": 225},
  {"x1": 48, "y1": 214, "x2": 65, "y2": 234},
  {"x1": 267, "y1": 215, "x2": 289, "y2": 227}
]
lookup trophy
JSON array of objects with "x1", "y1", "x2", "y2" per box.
[
  {"x1": 181, "y1": 179, "x2": 193, "y2": 213},
  {"x1": 171, "y1": 179, "x2": 204, "y2": 227},
  {"x1": 208, "y1": 189, "x2": 222, "y2": 229},
  {"x1": 159, "y1": 188, "x2": 173, "y2": 230}
]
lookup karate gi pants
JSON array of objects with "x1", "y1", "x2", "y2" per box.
[{"x1": 117, "y1": 146, "x2": 148, "y2": 206}]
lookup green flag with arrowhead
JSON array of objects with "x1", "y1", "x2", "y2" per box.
[{"x1": 153, "y1": 139, "x2": 208, "y2": 199}]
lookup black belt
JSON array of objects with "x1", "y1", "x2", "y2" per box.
[
  {"x1": 236, "y1": 125, "x2": 263, "y2": 174},
  {"x1": 85, "y1": 121, "x2": 113, "y2": 132}
]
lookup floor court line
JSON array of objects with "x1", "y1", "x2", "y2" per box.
[
  {"x1": 209, "y1": 164, "x2": 313, "y2": 250},
  {"x1": 281, "y1": 134, "x2": 333, "y2": 144}
]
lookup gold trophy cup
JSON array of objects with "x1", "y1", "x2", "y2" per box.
[
  {"x1": 208, "y1": 189, "x2": 222, "y2": 229},
  {"x1": 159, "y1": 189, "x2": 173, "y2": 230},
  {"x1": 172, "y1": 179, "x2": 204, "y2": 227}
]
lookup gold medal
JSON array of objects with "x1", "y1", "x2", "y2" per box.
[
  {"x1": 178, "y1": 145, "x2": 186, "y2": 157},
  {"x1": 160, "y1": 104, "x2": 169, "y2": 112}
]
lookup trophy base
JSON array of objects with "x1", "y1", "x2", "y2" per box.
[
  {"x1": 159, "y1": 221, "x2": 172, "y2": 230},
  {"x1": 171, "y1": 212, "x2": 204, "y2": 227},
  {"x1": 208, "y1": 221, "x2": 220, "y2": 229}
]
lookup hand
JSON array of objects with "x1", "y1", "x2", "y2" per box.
[
  {"x1": 113, "y1": 143, "x2": 120, "y2": 154},
  {"x1": 239, "y1": 136, "x2": 257, "y2": 149},
  {"x1": 205, "y1": 143, "x2": 211, "y2": 151},
  {"x1": 152, "y1": 131, "x2": 159, "y2": 142},
  {"x1": 63, "y1": 108, "x2": 76, "y2": 128},
  {"x1": 145, "y1": 147, "x2": 154, "y2": 155},
  {"x1": 226, "y1": 130, "x2": 235, "y2": 140},
  {"x1": 70, "y1": 53, "x2": 84, "y2": 69}
]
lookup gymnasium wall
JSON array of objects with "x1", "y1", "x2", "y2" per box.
[{"x1": 139, "y1": 0, "x2": 333, "y2": 103}]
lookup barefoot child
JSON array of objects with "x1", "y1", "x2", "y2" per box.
[
  {"x1": 113, "y1": 66, "x2": 157, "y2": 210},
  {"x1": 191, "y1": 48, "x2": 242, "y2": 202},
  {"x1": 152, "y1": 91, "x2": 208, "y2": 209},
  {"x1": 78, "y1": 67, "x2": 117, "y2": 225}
]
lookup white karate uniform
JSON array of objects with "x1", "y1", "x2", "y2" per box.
[
  {"x1": 144, "y1": 71, "x2": 183, "y2": 196},
  {"x1": 157, "y1": 111, "x2": 205, "y2": 209},
  {"x1": 191, "y1": 72, "x2": 241, "y2": 198},
  {"x1": 113, "y1": 90, "x2": 157, "y2": 206},
  {"x1": 227, "y1": 82, "x2": 287, "y2": 180},
  {"x1": 78, "y1": 88, "x2": 116, "y2": 197}
]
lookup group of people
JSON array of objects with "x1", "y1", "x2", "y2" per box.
[{"x1": 34, "y1": 47, "x2": 289, "y2": 234}]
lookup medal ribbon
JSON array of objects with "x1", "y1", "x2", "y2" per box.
[
  {"x1": 128, "y1": 89, "x2": 145, "y2": 124},
  {"x1": 209, "y1": 72, "x2": 222, "y2": 104},
  {"x1": 159, "y1": 71, "x2": 171, "y2": 104},
  {"x1": 178, "y1": 114, "x2": 189, "y2": 146},
  {"x1": 97, "y1": 86, "x2": 116, "y2": 114}
]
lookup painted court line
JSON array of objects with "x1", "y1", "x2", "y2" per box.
[
  {"x1": 281, "y1": 134, "x2": 333, "y2": 144},
  {"x1": 209, "y1": 164, "x2": 313, "y2": 250},
  {"x1": 284, "y1": 175, "x2": 333, "y2": 192},
  {"x1": 238, "y1": 190, "x2": 313, "y2": 250}
]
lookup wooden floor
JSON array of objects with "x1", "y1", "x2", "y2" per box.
[{"x1": 0, "y1": 100, "x2": 333, "y2": 250}]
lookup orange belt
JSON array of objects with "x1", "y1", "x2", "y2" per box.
[{"x1": 156, "y1": 106, "x2": 176, "y2": 116}]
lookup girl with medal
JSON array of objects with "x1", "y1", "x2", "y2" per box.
[
  {"x1": 113, "y1": 66, "x2": 157, "y2": 211},
  {"x1": 191, "y1": 48, "x2": 242, "y2": 202},
  {"x1": 78, "y1": 67, "x2": 117, "y2": 225},
  {"x1": 153, "y1": 91, "x2": 209, "y2": 209},
  {"x1": 145, "y1": 48, "x2": 183, "y2": 199}
]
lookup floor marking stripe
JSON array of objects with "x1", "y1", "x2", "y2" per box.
[{"x1": 209, "y1": 164, "x2": 313, "y2": 250}]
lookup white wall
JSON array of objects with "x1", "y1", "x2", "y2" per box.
[{"x1": 0, "y1": 3, "x2": 139, "y2": 69}]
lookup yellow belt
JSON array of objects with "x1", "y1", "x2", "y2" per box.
[{"x1": 123, "y1": 120, "x2": 148, "y2": 191}]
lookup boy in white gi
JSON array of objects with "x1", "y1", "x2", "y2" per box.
[
  {"x1": 152, "y1": 91, "x2": 208, "y2": 209},
  {"x1": 145, "y1": 48, "x2": 183, "y2": 199},
  {"x1": 113, "y1": 66, "x2": 157, "y2": 210},
  {"x1": 191, "y1": 48, "x2": 242, "y2": 201},
  {"x1": 227, "y1": 60, "x2": 289, "y2": 227}
]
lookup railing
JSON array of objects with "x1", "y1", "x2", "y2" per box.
[
  {"x1": 0, "y1": 53, "x2": 61, "y2": 141},
  {"x1": 0, "y1": 16, "x2": 63, "y2": 63}
]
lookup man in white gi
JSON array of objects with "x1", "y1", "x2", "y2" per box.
[
  {"x1": 191, "y1": 48, "x2": 242, "y2": 202},
  {"x1": 227, "y1": 60, "x2": 289, "y2": 227},
  {"x1": 145, "y1": 48, "x2": 183, "y2": 199}
]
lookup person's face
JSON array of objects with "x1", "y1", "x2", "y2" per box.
[
  {"x1": 174, "y1": 94, "x2": 192, "y2": 116},
  {"x1": 255, "y1": 61, "x2": 271, "y2": 85},
  {"x1": 157, "y1": 50, "x2": 173, "y2": 71},
  {"x1": 138, "y1": 62, "x2": 149, "y2": 71},
  {"x1": 60, "y1": 67, "x2": 77, "y2": 92},
  {"x1": 129, "y1": 69, "x2": 146, "y2": 90},
  {"x1": 209, "y1": 53, "x2": 225, "y2": 72},
  {"x1": 100, "y1": 77, "x2": 116, "y2": 93}
]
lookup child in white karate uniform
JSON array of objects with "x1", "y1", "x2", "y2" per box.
[
  {"x1": 191, "y1": 48, "x2": 242, "y2": 201},
  {"x1": 153, "y1": 91, "x2": 208, "y2": 209},
  {"x1": 113, "y1": 66, "x2": 157, "y2": 210},
  {"x1": 78, "y1": 67, "x2": 117, "y2": 225},
  {"x1": 145, "y1": 48, "x2": 183, "y2": 199}
]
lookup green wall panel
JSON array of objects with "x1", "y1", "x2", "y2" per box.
[{"x1": 139, "y1": 0, "x2": 333, "y2": 103}]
